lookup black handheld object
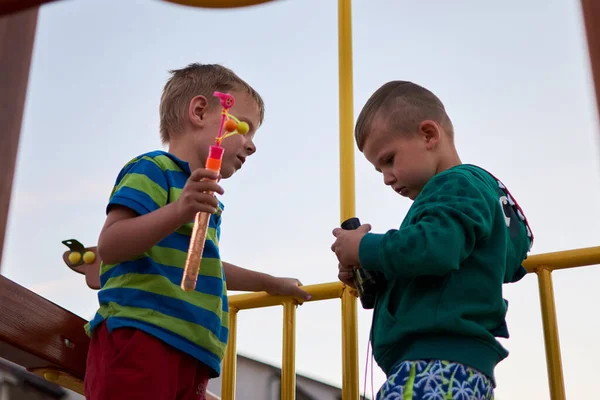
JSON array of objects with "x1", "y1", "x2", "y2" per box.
[{"x1": 341, "y1": 217, "x2": 386, "y2": 309}]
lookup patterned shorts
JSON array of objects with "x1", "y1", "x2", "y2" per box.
[{"x1": 376, "y1": 360, "x2": 494, "y2": 400}]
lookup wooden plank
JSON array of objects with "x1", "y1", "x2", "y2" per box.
[
  {"x1": 0, "y1": 275, "x2": 89, "y2": 379},
  {"x1": 0, "y1": 7, "x2": 37, "y2": 267},
  {"x1": 581, "y1": 0, "x2": 600, "y2": 130},
  {"x1": 0, "y1": 0, "x2": 61, "y2": 16}
]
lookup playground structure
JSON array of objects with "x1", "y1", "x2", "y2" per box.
[{"x1": 0, "y1": 1, "x2": 600, "y2": 399}]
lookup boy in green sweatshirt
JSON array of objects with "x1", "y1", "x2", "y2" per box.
[{"x1": 330, "y1": 81, "x2": 533, "y2": 399}]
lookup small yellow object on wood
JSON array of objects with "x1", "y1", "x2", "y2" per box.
[
  {"x1": 83, "y1": 251, "x2": 95, "y2": 264},
  {"x1": 68, "y1": 251, "x2": 81, "y2": 265}
]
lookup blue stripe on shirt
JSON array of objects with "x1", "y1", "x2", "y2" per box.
[
  {"x1": 100, "y1": 259, "x2": 225, "y2": 299},
  {"x1": 108, "y1": 187, "x2": 161, "y2": 215},
  {"x1": 98, "y1": 287, "x2": 228, "y2": 343},
  {"x1": 156, "y1": 231, "x2": 220, "y2": 255}
]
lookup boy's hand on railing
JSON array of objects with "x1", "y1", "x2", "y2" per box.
[
  {"x1": 265, "y1": 277, "x2": 312, "y2": 301},
  {"x1": 337, "y1": 263, "x2": 357, "y2": 289}
]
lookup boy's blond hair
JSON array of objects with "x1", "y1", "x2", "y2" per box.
[
  {"x1": 355, "y1": 81, "x2": 453, "y2": 151},
  {"x1": 159, "y1": 63, "x2": 265, "y2": 144}
]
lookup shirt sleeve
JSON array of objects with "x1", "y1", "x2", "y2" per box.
[
  {"x1": 358, "y1": 170, "x2": 495, "y2": 279},
  {"x1": 107, "y1": 155, "x2": 169, "y2": 216}
]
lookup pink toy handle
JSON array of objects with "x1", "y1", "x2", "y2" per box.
[
  {"x1": 214, "y1": 91, "x2": 235, "y2": 144},
  {"x1": 214, "y1": 91, "x2": 235, "y2": 109}
]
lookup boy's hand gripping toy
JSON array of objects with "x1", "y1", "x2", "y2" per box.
[
  {"x1": 341, "y1": 217, "x2": 386, "y2": 309},
  {"x1": 181, "y1": 92, "x2": 249, "y2": 292}
]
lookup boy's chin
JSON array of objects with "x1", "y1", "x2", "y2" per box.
[{"x1": 219, "y1": 164, "x2": 236, "y2": 179}]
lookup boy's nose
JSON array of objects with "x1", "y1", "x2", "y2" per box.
[
  {"x1": 246, "y1": 142, "x2": 256, "y2": 155},
  {"x1": 383, "y1": 172, "x2": 396, "y2": 186}
]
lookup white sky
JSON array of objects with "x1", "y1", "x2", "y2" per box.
[{"x1": 3, "y1": 0, "x2": 600, "y2": 399}]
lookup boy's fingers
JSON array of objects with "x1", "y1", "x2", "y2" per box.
[
  {"x1": 332, "y1": 228, "x2": 342, "y2": 237},
  {"x1": 294, "y1": 285, "x2": 311, "y2": 301},
  {"x1": 285, "y1": 279, "x2": 311, "y2": 301},
  {"x1": 338, "y1": 263, "x2": 352, "y2": 272},
  {"x1": 188, "y1": 180, "x2": 224, "y2": 195},
  {"x1": 191, "y1": 203, "x2": 218, "y2": 214},
  {"x1": 192, "y1": 193, "x2": 219, "y2": 207},
  {"x1": 201, "y1": 182, "x2": 224, "y2": 195},
  {"x1": 337, "y1": 263, "x2": 354, "y2": 286},
  {"x1": 338, "y1": 274, "x2": 356, "y2": 288},
  {"x1": 358, "y1": 224, "x2": 372, "y2": 233},
  {"x1": 190, "y1": 168, "x2": 219, "y2": 181},
  {"x1": 338, "y1": 270, "x2": 353, "y2": 280}
]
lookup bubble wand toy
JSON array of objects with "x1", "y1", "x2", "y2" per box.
[{"x1": 181, "y1": 91, "x2": 249, "y2": 291}]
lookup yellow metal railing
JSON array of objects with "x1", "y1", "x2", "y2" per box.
[
  {"x1": 220, "y1": 247, "x2": 600, "y2": 400},
  {"x1": 221, "y1": 282, "x2": 358, "y2": 399},
  {"x1": 337, "y1": 0, "x2": 358, "y2": 397},
  {"x1": 522, "y1": 245, "x2": 600, "y2": 400}
]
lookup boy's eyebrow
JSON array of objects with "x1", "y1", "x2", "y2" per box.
[
  {"x1": 373, "y1": 150, "x2": 393, "y2": 173},
  {"x1": 376, "y1": 152, "x2": 390, "y2": 165},
  {"x1": 374, "y1": 155, "x2": 385, "y2": 173}
]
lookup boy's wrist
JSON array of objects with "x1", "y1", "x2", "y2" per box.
[
  {"x1": 358, "y1": 233, "x2": 385, "y2": 271},
  {"x1": 258, "y1": 273, "x2": 277, "y2": 293},
  {"x1": 164, "y1": 201, "x2": 191, "y2": 228}
]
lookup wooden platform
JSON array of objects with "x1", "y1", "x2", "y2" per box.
[{"x1": 0, "y1": 275, "x2": 89, "y2": 393}]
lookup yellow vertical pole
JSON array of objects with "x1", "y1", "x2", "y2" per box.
[
  {"x1": 536, "y1": 267, "x2": 566, "y2": 400},
  {"x1": 338, "y1": 0, "x2": 359, "y2": 398},
  {"x1": 222, "y1": 308, "x2": 238, "y2": 400},
  {"x1": 281, "y1": 301, "x2": 297, "y2": 400},
  {"x1": 338, "y1": 0, "x2": 355, "y2": 222},
  {"x1": 341, "y1": 287, "x2": 359, "y2": 399}
]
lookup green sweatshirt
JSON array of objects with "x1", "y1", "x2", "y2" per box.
[{"x1": 358, "y1": 164, "x2": 531, "y2": 384}]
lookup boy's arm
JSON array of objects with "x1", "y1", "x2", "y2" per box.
[
  {"x1": 223, "y1": 262, "x2": 311, "y2": 300},
  {"x1": 359, "y1": 171, "x2": 494, "y2": 279},
  {"x1": 98, "y1": 203, "x2": 185, "y2": 265},
  {"x1": 98, "y1": 156, "x2": 222, "y2": 265}
]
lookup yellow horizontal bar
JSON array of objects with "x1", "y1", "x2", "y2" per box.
[
  {"x1": 228, "y1": 282, "x2": 345, "y2": 310},
  {"x1": 227, "y1": 246, "x2": 600, "y2": 310},
  {"x1": 523, "y1": 246, "x2": 600, "y2": 272}
]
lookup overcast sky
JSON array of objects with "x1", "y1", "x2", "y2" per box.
[{"x1": 3, "y1": 0, "x2": 600, "y2": 399}]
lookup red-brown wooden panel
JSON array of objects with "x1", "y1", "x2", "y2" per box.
[
  {"x1": 582, "y1": 0, "x2": 600, "y2": 130},
  {"x1": 0, "y1": 275, "x2": 89, "y2": 379},
  {"x1": 0, "y1": 0, "x2": 61, "y2": 16},
  {"x1": 0, "y1": 6, "x2": 37, "y2": 266}
]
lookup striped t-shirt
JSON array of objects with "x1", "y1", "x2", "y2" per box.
[{"x1": 85, "y1": 150, "x2": 229, "y2": 377}]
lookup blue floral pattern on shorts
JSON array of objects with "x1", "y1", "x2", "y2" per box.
[{"x1": 376, "y1": 360, "x2": 494, "y2": 400}]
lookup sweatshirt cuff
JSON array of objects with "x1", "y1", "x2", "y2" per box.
[{"x1": 358, "y1": 233, "x2": 385, "y2": 271}]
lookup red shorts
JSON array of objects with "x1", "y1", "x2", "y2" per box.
[{"x1": 84, "y1": 322, "x2": 211, "y2": 400}]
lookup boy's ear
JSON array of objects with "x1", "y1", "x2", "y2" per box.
[
  {"x1": 188, "y1": 95, "x2": 209, "y2": 128},
  {"x1": 419, "y1": 120, "x2": 441, "y2": 149}
]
